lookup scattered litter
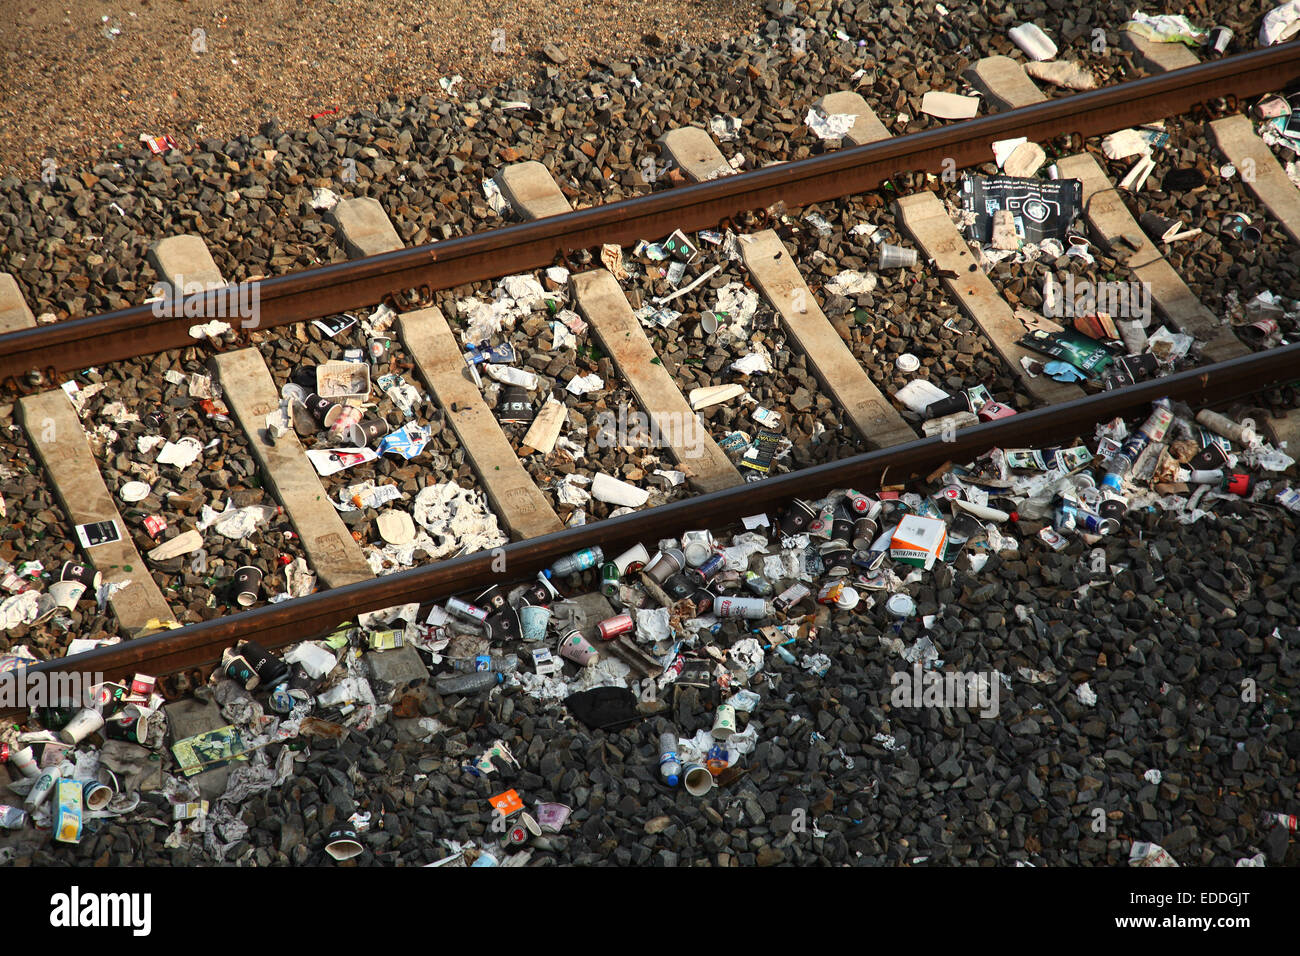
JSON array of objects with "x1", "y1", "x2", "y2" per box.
[{"x1": 805, "y1": 106, "x2": 857, "y2": 140}]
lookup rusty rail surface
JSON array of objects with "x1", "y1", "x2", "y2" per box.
[
  {"x1": 5, "y1": 340, "x2": 1297, "y2": 718},
  {"x1": 1, "y1": 44, "x2": 1297, "y2": 385}
]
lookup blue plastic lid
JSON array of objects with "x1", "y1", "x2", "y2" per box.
[{"x1": 667, "y1": 774, "x2": 679, "y2": 787}]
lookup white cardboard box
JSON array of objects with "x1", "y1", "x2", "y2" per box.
[{"x1": 890, "y1": 515, "x2": 948, "y2": 570}]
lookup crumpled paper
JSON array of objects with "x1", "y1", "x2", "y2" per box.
[{"x1": 411, "y1": 482, "x2": 507, "y2": 559}]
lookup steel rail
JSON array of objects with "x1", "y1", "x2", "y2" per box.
[
  {"x1": 5, "y1": 340, "x2": 1296, "y2": 718},
  {"x1": 1, "y1": 44, "x2": 1298, "y2": 384}
]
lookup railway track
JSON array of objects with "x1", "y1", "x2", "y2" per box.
[{"x1": 3, "y1": 42, "x2": 1300, "y2": 717}]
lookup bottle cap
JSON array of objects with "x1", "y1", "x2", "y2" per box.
[{"x1": 666, "y1": 774, "x2": 679, "y2": 787}]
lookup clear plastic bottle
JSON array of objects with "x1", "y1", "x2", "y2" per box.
[
  {"x1": 448, "y1": 654, "x2": 519, "y2": 673},
  {"x1": 550, "y1": 547, "x2": 604, "y2": 576},
  {"x1": 658, "y1": 731, "x2": 681, "y2": 787},
  {"x1": 434, "y1": 671, "x2": 505, "y2": 695}
]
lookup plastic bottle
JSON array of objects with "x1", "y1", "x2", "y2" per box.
[
  {"x1": 447, "y1": 654, "x2": 519, "y2": 673},
  {"x1": 658, "y1": 731, "x2": 681, "y2": 787},
  {"x1": 550, "y1": 547, "x2": 604, "y2": 576},
  {"x1": 435, "y1": 671, "x2": 505, "y2": 695}
]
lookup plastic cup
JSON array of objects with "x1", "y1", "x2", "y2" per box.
[
  {"x1": 683, "y1": 763, "x2": 714, "y2": 796},
  {"x1": 878, "y1": 243, "x2": 917, "y2": 269}
]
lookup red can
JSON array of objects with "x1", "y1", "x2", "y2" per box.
[
  {"x1": 143, "y1": 515, "x2": 167, "y2": 539},
  {"x1": 597, "y1": 613, "x2": 634, "y2": 641}
]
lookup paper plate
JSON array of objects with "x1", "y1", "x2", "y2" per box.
[
  {"x1": 120, "y1": 481, "x2": 151, "y2": 503},
  {"x1": 376, "y1": 510, "x2": 416, "y2": 546}
]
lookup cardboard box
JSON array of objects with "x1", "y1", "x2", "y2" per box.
[{"x1": 890, "y1": 515, "x2": 948, "y2": 570}]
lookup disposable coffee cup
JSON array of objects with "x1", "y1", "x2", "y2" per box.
[
  {"x1": 10, "y1": 746, "x2": 40, "y2": 778},
  {"x1": 520, "y1": 604, "x2": 552, "y2": 642},
  {"x1": 222, "y1": 650, "x2": 260, "y2": 691},
  {"x1": 683, "y1": 763, "x2": 714, "y2": 797},
  {"x1": 924, "y1": 392, "x2": 972, "y2": 420},
  {"x1": 476, "y1": 584, "x2": 507, "y2": 613},
  {"x1": 852, "y1": 516, "x2": 879, "y2": 551},
  {"x1": 558, "y1": 630, "x2": 598, "y2": 667},
  {"x1": 821, "y1": 540, "x2": 853, "y2": 576},
  {"x1": 305, "y1": 393, "x2": 343, "y2": 429},
  {"x1": 1140, "y1": 211, "x2": 1180, "y2": 242},
  {"x1": 878, "y1": 243, "x2": 917, "y2": 269},
  {"x1": 780, "y1": 499, "x2": 817, "y2": 535},
  {"x1": 232, "y1": 565, "x2": 263, "y2": 608},
  {"x1": 49, "y1": 579, "x2": 87, "y2": 611},
  {"x1": 664, "y1": 572, "x2": 696, "y2": 600},
  {"x1": 643, "y1": 548, "x2": 685, "y2": 585},
  {"x1": 1209, "y1": 25, "x2": 1232, "y2": 54},
  {"x1": 239, "y1": 640, "x2": 289, "y2": 688},
  {"x1": 59, "y1": 707, "x2": 105, "y2": 745},
  {"x1": 712, "y1": 704, "x2": 737, "y2": 741},
  {"x1": 485, "y1": 608, "x2": 521, "y2": 642},
  {"x1": 60, "y1": 561, "x2": 101, "y2": 590},
  {"x1": 611, "y1": 542, "x2": 651, "y2": 575},
  {"x1": 325, "y1": 828, "x2": 363, "y2": 862},
  {"x1": 349, "y1": 417, "x2": 390, "y2": 447},
  {"x1": 83, "y1": 781, "x2": 113, "y2": 811}
]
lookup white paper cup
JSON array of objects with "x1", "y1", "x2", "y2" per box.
[
  {"x1": 711, "y1": 704, "x2": 737, "y2": 741},
  {"x1": 49, "y1": 580, "x2": 87, "y2": 611},
  {"x1": 684, "y1": 763, "x2": 714, "y2": 797},
  {"x1": 10, "y1": 746, "x2": 40, "y2": 778},
  {"x1": 611, "y1": 543, "x2": 651, "y2": 575},
  {"x1": 60, "y1": 707, "x2": 106, "y2": 745}
]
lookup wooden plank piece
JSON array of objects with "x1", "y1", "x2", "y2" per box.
[
  {"x1": 570, "y1": 268, "x2": 742, "y2": 493},
  {"x1": 396, "y1": 307, "x2": 564, "y2": 540},
  {"x1": 1055, "y1": 153, "x2": 1249, "y2": 361},
  {"x1": 894, "y1": 191, "x2": 1085, "y2": 405},
  {"x1": 209, "y1": 349, "x2": 374, "y2": 587},
  {"x1": 18, "y1": 390, "x2": 177, "y2": 635},
  {"x1": 740, "y1": 229, "x2": 918, "y2": 449}
]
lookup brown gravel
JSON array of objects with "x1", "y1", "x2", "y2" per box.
[{"x1": 0, "y1": 0, "x2": 761, "y2": 180}]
